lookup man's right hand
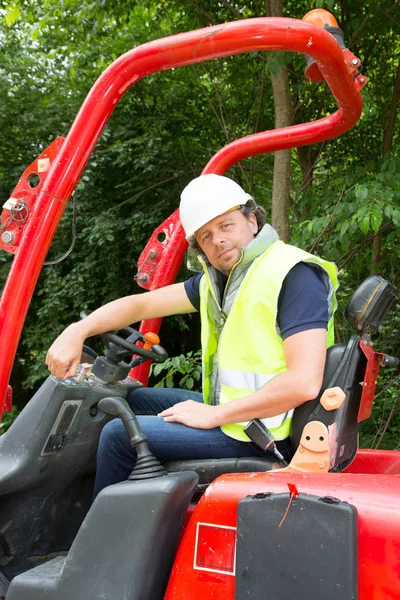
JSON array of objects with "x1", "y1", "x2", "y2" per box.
[{"x1": 46, "y1": 323, "x2": 86, "y2": 380}]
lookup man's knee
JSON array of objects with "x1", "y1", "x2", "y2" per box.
[
  {"x1": 126, "y1": 386, "x2": 155, "y2": 413},
  {"x1": 98, "y1": 419, "x2": 128, "y2": 452}
]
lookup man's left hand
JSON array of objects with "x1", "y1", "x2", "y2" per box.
[{"x1": 158, "y1": 400, "x2": 221, "y2": 429}]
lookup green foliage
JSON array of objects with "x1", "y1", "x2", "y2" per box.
[
  {"x1": 0, "y1": 406, "x2": 20, "y2": 435},
  {"x1": 4, "y1": 4, "x2": 20, "y2": 26},
  {"x1": 359, "y1": 371, "x2": 400, "y2": 451},
  {"x1": 151, "y1": 350, "x2": 202, "y2": 391}
]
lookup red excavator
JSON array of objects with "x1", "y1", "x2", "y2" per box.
[{"x1": 0, "y1": 9, "x2": 399, "y2": 600}]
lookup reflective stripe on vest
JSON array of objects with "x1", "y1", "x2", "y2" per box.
[
  {"x1": 220, "y1": 369, "x2": 276, "y2": 390},
  {"x1": 200, "y1": 240, "x2": 339, "y2": 443}
]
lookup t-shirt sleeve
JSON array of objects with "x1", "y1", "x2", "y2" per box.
[
  {"x1": 184, "y1": 273, "x2": 203, "y2": 311},
  {"x1": 277, "y1": 262, "x2": 329, "y2": 340}
]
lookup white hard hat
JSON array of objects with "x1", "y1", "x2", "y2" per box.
[{"x1": 179, "y1": 174, "x2": 252, "y2": 240}]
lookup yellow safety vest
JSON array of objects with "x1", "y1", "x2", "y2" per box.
[{"x1": 199, "y1": 239, "x2": 338, "y2": 442}]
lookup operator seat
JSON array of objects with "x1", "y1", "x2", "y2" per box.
[{"x1": 164, "y1": 275, "x2": 397, "y2": 487}]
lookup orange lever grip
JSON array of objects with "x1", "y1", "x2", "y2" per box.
[{"x1": 143, "y1": 332, "x2": 160, "y2": 350}]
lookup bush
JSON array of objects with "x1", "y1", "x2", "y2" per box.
[
  {"x1": 151, "y1": 350, "x2": 202, "y2": 391},
  {"x1": 0, "y1": 406, "x2": 20, "y2": 435}
]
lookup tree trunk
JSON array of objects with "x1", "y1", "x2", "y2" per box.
[
  {"x1": 265, "y1": 0, "x2": 292, "y2": 242},
  {"x1": 382, "y1": 58, "x2": 400, "y2": 156},
  {"x1": 371, "y1": 232, "x2": 381, "y2": 275},
  {"x1": 296, "y1": 144, "x2": 322, "y2": 218},
  {"x1": 296, "y1": 146, "x2": 315, "y2": 193}
]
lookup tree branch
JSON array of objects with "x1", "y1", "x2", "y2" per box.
[
  {"x1": 308, "y1": 186, "x2": 345, "y2": 253},
  {"x1": 375, "y1": 389, "x2": 400, "y2": 449},
  {"x1": 185, "y1": 0, "x2": 214, "y2": 25},
  {"x1": 347, "y1": 5, "x2": 376, "y2": 48},
  {"x1": 337, "y1": 222, "x2": 393, "y2": 268},
  {"x1": 218, "y1": 0, "x2": 242, "y2": 19},
  {"x1": 112, "y1": 175, "x2": 182, "y2": 210}
]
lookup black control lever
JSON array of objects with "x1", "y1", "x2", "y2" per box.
[{"x1": 98, "y1": 397, "x2": 167, "y2": 480}]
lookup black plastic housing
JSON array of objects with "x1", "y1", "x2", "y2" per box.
[{"x1": 235, "y1": 491, "x2": 358, "y2": 599}]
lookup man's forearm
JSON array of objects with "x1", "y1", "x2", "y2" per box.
[
  {"x1": 70, "y1": 295, "x2": 146, "y2": 340},
  {"x1": 46, "y1": 282, "x2": 195, "y2": 380},
  {"x1": 71, "y1": 281, "x2": 196, "y2": 340}
]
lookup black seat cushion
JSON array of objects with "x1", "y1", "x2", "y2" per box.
[
  {"x1": 344, "y1": 275, "x2": 397, "y2": 333},
  {"x1": 164, "y1": 457, "x2": 277, "y2": 484}
]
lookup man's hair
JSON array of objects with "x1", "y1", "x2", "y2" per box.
[{"x1": 188, "y1": 198, "x2": 267, "y2": 254}]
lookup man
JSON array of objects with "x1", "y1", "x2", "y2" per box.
[{"x1": 46, "y1": 174, "x2": 338, "y2": 498}]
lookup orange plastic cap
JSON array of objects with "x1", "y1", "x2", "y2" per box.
[
  {"x1": 302, "y1": 9, "x2": 339, "y2": 28},
  {"x1": 143, "y1": 332, "x2": 160, "y2": 350}
]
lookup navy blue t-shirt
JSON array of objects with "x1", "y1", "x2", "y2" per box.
[{"x1": 184, "y1": 262, "x2": 329, "y2": 340}]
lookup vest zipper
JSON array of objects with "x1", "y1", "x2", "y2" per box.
[
  {"x1": 201, "y1": 252, "x2": 244, "y2": 404},
  {"x1": 221, "y1": 250, "x2": 244, "y2": 316}
]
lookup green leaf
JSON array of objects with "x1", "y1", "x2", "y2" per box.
[
  {"x1": 5, "y1": 5, "x2": 21, "y2": 27},
  {"x1": 172, "y1": 356, "x2": 181, "y2": 370},
  {"x1": 355, "y1": 185, "x2": 368, "y2": 201},
  {"x1": 185, "y1": 377, "x2": 194, "y2": 390},
  {"x1": 392, "y1": 210, "x2": 400, "y2": 227},
  {"x1": 153, "y1": 363, "x2": 164, "y2": 376},
  {"x1": 340, "y1": 221, "x2": 350, "y2": 237},
  {"x1": 384, "y1": 205, "x2": 393, "y2": 219},
  {"x1": 31, "y1": 24, "x2": 40, "y2": 41},
  {"x1": 370, "y1": 212, "x2": 382, "y2": 233},
  {"x1": 361, "y1": 215, "x2": 370, "y2": 235}
]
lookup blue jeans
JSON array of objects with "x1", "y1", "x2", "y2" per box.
[{"x1": 93, "y1": 387, "x2": 291, "y2": 499}]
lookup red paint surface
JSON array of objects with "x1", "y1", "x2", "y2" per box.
[
  {"x1": 4, "y1": 386, "x2": 12, "y2": 413},
  {"x1": 358, "y1": 339, "x2": 385, "y2": 422},
  {"x1": 166, "y1": 456, "x2": 400, "y2": 599},
  {"x1": 345, "y1": 448, "x2": 400, "y2": 474}
]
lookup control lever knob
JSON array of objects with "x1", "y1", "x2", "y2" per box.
[
  {"x1": 98, "y1": 397, "x2": 147, "y2": 446},
  {"x1": 98, "y1": 397, "x2": 167, "y2": 480}
]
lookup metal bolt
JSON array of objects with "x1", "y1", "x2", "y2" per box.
[
  {"x1": 138, "y1": 273, "x2": 149, "y2": 283},
  {"x1": 351, "y1": 58, "x2": 358, "y2": 66},
  {"x1": 149, "y1": 249, "x2": 158, "y2": 259},
  {"x1": 1, "y1": 231, "x2": 15, "y2": 244}
]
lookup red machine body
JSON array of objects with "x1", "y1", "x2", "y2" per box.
[{"x1": 166, "y1": 450, "x2": 400, "y2": 599}]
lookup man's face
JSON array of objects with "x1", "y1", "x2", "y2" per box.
[{"x1": 195, "y1": 210, "x2": 258, "y2": 275}]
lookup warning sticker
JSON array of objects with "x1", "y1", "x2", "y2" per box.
[{"x1": 37, "y1": 158, "x2": 51, "y2": 173}]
